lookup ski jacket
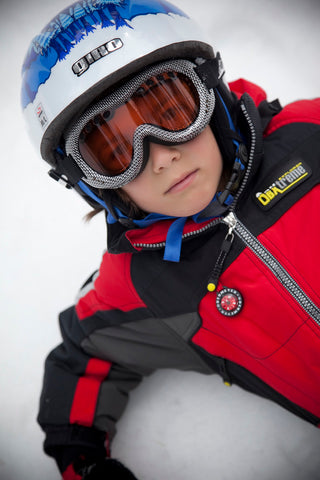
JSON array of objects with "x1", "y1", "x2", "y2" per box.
[{"x1": 38, "y1": 80, "x2": 320, "y2": 470}]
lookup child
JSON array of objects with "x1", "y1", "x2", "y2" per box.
[{"x1": 21, "y1": 0, "x2": 320, "y2": 478}]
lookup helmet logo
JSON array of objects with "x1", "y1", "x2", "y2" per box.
[
  {"x1": 21, "y1": 1, "x2": 188, "y2": 109},
  {"x1": 72, "y1": 38, "x2": 123, "y2": 76}
]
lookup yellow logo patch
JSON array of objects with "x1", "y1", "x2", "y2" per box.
[{"x1": 255, "y1": 160, "x2": 311, "y2": 209}]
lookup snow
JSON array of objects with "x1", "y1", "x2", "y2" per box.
[{"x1": 1, "y1": 0, "x2": 320, "y2": 479}]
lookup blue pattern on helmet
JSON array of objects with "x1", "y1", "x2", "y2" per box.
[{"x1": 21, "y1": 0, "x2": 188, "y2": 109}]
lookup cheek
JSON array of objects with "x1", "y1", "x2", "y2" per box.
[
  {"x1": 211, "y1": 146, "x2": 223, "y2": 183},
  {"x1": 122, "y1": 174, "x2": 153, "y2": 210}
]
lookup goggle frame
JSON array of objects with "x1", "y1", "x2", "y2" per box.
[{"x1": 65, "y1": 59, "x2": 215, "y2": 189}]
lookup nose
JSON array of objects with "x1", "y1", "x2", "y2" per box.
[{"x1": 148, "y1": 142, "x2": 181, "y2": 173}]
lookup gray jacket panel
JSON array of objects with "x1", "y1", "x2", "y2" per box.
[{"x1": 81, "y1": 312, "x2": 212, "y2": 376}]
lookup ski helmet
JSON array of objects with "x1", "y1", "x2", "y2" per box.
[{"x1": 21, "y1": 0, "x2": 242, "y2": 211}]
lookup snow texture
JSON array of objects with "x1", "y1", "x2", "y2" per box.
[{"x1": 1, "y1": 0, "x2": 320, "y2": 479}]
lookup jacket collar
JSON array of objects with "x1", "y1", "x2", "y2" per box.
[{"x1": 107, "y1": 193, "x2": 233, "y2": 262}]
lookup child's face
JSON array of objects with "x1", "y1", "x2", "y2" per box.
[{"x1": 122, "y1": 126, "x2": 223, "y2": 217}]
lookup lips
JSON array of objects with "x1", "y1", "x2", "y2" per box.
[{"x1": 165, "y1": 169, "x2": 199, "y2": 194}]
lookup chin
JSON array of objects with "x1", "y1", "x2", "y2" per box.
[
  {"x1": 184, "y1": 198, "x2": 214, "y2": 217},
  {"x1": 171, "y1": 204, "x2": 212, "y2": 218}
]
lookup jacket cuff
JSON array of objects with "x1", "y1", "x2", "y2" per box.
[{"x1": 43, "y1": 424, "x2": 109, "y2": 473}]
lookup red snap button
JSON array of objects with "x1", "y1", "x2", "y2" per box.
[{"x1": 216, "y1": 288, "x2": 243, "y2": 316}]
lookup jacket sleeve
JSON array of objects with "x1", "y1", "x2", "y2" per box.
[
  {"x1": 37, "y1": 252, "x2": 148, "y2": 473},
  {"x1": 37, "y1": 305, "x2": 143, "y2": 472},
  {"x1": 37, "y1": 249, "x2": 211, "y2": 474}
]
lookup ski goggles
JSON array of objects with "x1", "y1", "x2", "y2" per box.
[{"x1": 65, "y1": 59, "x2": 215, "y2": 189}]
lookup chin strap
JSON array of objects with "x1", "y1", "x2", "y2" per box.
[
  {"x1": 105, "y1": 192, "x2": 234, "y2": 262},
  {"x1": 77, "y1": 180, "x2": 109, "y2": 210},
  {"x1": 198, "y1": 141, "x2": 248, "y2": 221}
]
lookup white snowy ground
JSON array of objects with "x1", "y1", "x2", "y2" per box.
[{"x1": 1, "y1": 0, "x2": 320, "y2": 479}]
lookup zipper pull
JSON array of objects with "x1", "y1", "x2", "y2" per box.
[
  {"x1": 222, "y1": 211, "x2": 237, "y2": 233},
  {"x1": 207, "y1": 213, "x2": 237, "y2": 292}
]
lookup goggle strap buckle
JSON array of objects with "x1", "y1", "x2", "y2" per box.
[
  {"x1": 48, "y1": 169, "x2": 74, "y2": 189},
  {"x1": 49, "y1": 151, "x2": 84, "y2": 189},
  {"x1": 194, "y1": 54, "x2": 224, "y2": 90}
]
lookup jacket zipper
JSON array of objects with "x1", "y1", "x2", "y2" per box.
[
  {"x1": 232, "y1": 102, "x2": 256, "y2": 206},
  {"x1": 223, "y1": 211, "x2": 320, "y2": 327}
]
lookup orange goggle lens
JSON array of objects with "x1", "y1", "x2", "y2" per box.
[{"x1": 78, "y1": 72, "x2": 199, "y2": 176}]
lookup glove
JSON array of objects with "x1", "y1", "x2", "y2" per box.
[{"x1": 79, "y1": 458, "x2": 138, "y2": 480}]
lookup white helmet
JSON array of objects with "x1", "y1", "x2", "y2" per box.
[
  {"x1": 21, "y1": 0, "x2": 247, "y2": 214},
  {"x1": 21, "y1": 0, "x2": 215, "y2": 167}
]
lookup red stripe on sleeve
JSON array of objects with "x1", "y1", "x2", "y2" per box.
[
  {"x1": 70, "y1": 358, "x2": 112, "y2": 426},
  {"x1": 62, "y1": 463, "x2": 82, "y2": 480},
  {"x1": 76, "y1": 252, "x2": 147, "y2": 320}
]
